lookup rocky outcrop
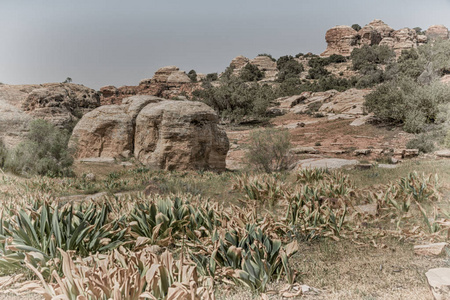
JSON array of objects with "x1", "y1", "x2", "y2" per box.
[
  {"x1": 426, "y1": 25, "x2": 449, "y2": 41},
  {"x1": 0, "y1": 83, "x2": 100, "y2": 148},
  {"x1": 358, "y1": 20, "x2": 394, "y2": 46},
  {"x1": 100, "y1": 66, "x2": 201, "y2": 105},
  {"x1": 321, "y1": 26, "x2": 359, "y2": 57},
  {"x1": 271, "y1": 88, "x2": 370, "y2": 120},
  {"x1": 230, "y1": 55, "x2": 250, "y2": 70},
  {"x1": 321, "y1": 19, "x2": 447, "y2": 57},
  {"x1": 71, "y1": 96, "x2": 229, "y2": 171}
]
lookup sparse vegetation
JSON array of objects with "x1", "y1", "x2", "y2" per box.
[
  {"x1": 244, "y1": 128, "x2": 292, "y2": 173},
  {"x1": 239, "y1": 63, "x2": 264, "y2": 82},
  {"x1": 4, "y1": 119, "x2": 74, "y2": 177},
  {"x1": 187, "y1": 69, "x2": 197, "y2": 82}
]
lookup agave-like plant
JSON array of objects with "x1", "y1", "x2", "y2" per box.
[
  {"x1": 25, "y1": 247, "x2": 214, "y2": 300},
  {"x1": 0, "y1": 201, "x2": 127, "y2": 276}
]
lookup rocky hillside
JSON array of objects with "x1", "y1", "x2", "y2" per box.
[
  {"x1": 321, "y1": 19, "x2": 448, "y2": 57},
  {"x1": 0, "y1": 83, "x2": 99, "y2": 148}
]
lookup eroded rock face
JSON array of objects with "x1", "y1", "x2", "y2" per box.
[
  {"x1": 134, "y1": 101, "x2": 229, "y2": 171},
  {"x1": 321, "y1": 19, "x2": 445, "y2": 57},
  {"x1": 321, "y1": 26, "x2": 359, "y2": 57},
  {"x1": 152, "y1": 66, "x2": 180, "y2": 83},
  {"x1": 426, "y1": 25, "x2": 449, "y2": 41},
  {"x1": 72, "y1": 97, "x2": 229, "y2": 171},
  {"x1": 70, "y1": 95, "x2": 161, "y2": 159},
  {"x1": 0, "y1": 83, "x2": 100, "y2": 148},
  {"x1": 230, "y1": 55, "x2": 250, "y2": 70},
  {"x1": 70, "y1": 105, "x2": 135, "y2": 159},
  {"x1": 100, "y1": 66, "x2": 201, "y2": 105}
]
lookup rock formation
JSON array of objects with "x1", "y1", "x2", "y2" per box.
[
  {"x1": 270, "y1": 88, "x2": 370, "y2": 117},
  {"x1": 230, "y1": 55, "x2": 250, "y2": 70},
  {"x1": 321, "y1": 26, "x2": 359, "y2": 57},
  {"x1": 71, "y1": 96, "x2": 229, "y2": 171},
  {"x1": 426, "y1": 25, "x2": 449, "y2": 40},
  {"x1": 321, "y1": 19, "x2": 448, "y2": 57},
  {"x1": 0, "y1": 83, "x2": 100, "y2": 148},
  {"x1": 100, "y1": 66, "x2": 201, "y2": 105}
]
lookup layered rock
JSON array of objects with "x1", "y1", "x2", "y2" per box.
[
  {"x1": 321, "y1": 19, "x2": 447, "y2": 57},
  {"x1": 426, "y1": 25, "x2": 449, "y2": 40},
  {"x1": 363, "y1": 19, "x2": 394, "y2": 40},
  {"x1": 250, "y1": 55, "x2": 278, "y2": 79},
  {"x1": 0, "y1": 83, "x2": 100, "y2": 148},
  {"x1": 271, "y1": 88, "x2": 370, "y2": 117},
  {"x1": 100, "y1": 66, "x2": 201, "y2": 105},
  {"x1": 71, "y1": 97, "x2": 229, "y2": 171},
  {"x1": 230, "y1": 55, "x2": 250, "y2": 70},
  {"x1": 321, "y1": 26, "x2": 359, "y2": 57},
  {"x1": 152, "y1": 66, "x2": 181, "y2": 83},
  {"x1": 358, "y1": 20, "x2": 394, "y2": 46}
]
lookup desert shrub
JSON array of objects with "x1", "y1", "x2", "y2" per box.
[
  {"x1": 244, "y1": 128, "x2": 292, "y2": 173},
  {"x1": 240, "y1": 63, "x2": 264, "y2": 82},
  {"x1": 5, "y1": 119, "x2": 74, "y2": 176},
  {"x1": 205, "y1": 73, "x2": 218, "y2": 82},
  {"x1": 193, "y1": 77, "x2": 276, "y2": 122},
  {"x1": 365, "y1": 78, "x2": 450, "y2": 133},
  {"x1": 187, "y1": 69, "x2": 197, "y2": 82},
  {"x1": 351, "y1": 24, "x2": 362, "y2": 31},
  {"x1": 351, "y1": 45, "x2": 395, "y2": 71},
  {"x1": 276, "y1": 77, "x2": 304, "y2": 96},
  {"x1": 277, "y1": 55, "x2": 304, "y2": 82},
  {"x1": 406, "y1": 134, "x2": 436, "y2": 153},
  {"x1": 308, "y1": 55, "x2": 346, "y2": 69},
  {"x1": 308, "y1": 65, "x2": 330, "y2": 79},
  {"x1": 355, "y1": 68, "x2": 384, "y2": 88}
]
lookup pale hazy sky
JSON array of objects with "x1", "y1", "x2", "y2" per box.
[{"x1": 1, "y1": 0, "x2": 450, "y2": 89}]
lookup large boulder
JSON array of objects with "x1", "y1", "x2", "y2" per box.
[
  {"x1": 70, "y1": 95, "x2": 161, "y2": 159},
  {"x1": 72, "y1": 97, "x2": 229, "y2": 171},
  {"x1": 0, "y1": 83, "x2": 100, "y2": 148},
  {"x1": 321, "y1": 25, "x2": 359, "y2": 57},
  {"x1": 134, "y1": 101, "x2": 229, "y2": 171}
]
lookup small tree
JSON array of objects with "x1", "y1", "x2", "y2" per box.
[
  {"x1": 351, "y1": 24, "x2": 362, "y2": 31},
  {"x1": 187, "y1": 70, "x2": 197, "y2": 82},
  {"x1": 240, "y1": 63, "x2": 264, "y2": 82},
  {"x1": 245, "y1": 128, "x2": 292, "y2": 173},
  {"x1": 63, "y1": 77, "x2": 72, "y2": 83}
]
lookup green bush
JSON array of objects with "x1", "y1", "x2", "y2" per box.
[
  {"x1": 5, "y1": 119, "x2": 74, "y2": 176},
  {"x1": 205, "y1": 73, "x2": 218, "y2": 82},
  {"x1": 406, "y1": 134, "x2": 435, "y2": 153},
  {"x1": 187, "y1": 70, "x2": 197, "y2": 82},
  {"x1": 193, "y1": 77, "x2": 276, "y2": 122},
  {"x1": 351, "y1": 45, "x2": 395, "y2": 71},
  {"x1": 365, "y1": 78, "x2": 450, "y2": 133},
  {"x1": 351, "y1": 24, "x2": 361, "y2": 31},
  {"x1": 240, "y1": 63, "x2": 264, "y2": 82},
  {"x1": 308, "y1": 66, "x2": 330, "y2": 79},
  {"x1": 277, "y1": 55, "x2": 304, "y2": 82},
  {"x1": 244, "y1": 128, "x2": 292, "y2": 173}
]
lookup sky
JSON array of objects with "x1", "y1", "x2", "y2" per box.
[{"x1": 1, "y1": 0, "x2": 450, "y2": 90}]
